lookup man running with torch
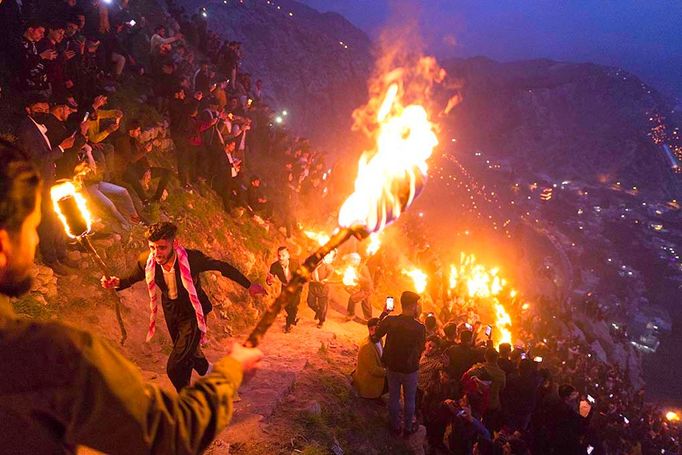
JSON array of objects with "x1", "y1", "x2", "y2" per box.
[
  {"x1": 0, "y1": 142, "x2": 262, "y2": 454},
  {"x1": 102, "y1": 221, "x2": 266, "y2": 391}
]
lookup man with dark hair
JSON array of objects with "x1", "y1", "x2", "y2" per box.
[
  {"x1": 102, "y1": 221, "x2": 265, "y2": 390},
  {"x1": 444, "y1": 328, "x2": 484, "y2": 397},
  {"x1": 352, "y1": 317, "x2": 386, "y2": 399},
  {"x1": 266, "y1": 246, "x2": 301, "y2": 332},
  {"x1": 307, "y1": 250, "x2": 334, "y2": 328},
  {"x1": 0, "y1": 143, "x2": 263, "y2": 453},
  {"x1": 375, "y1": 291, "x2": 426, "y2": 436},
  {"x1": 545, "y1": 384, "x2": 593, "y2": 454},
  {"x1": 19, "y1": 20, "x2": 54, "y2": 95},
  {"x1": 16, "y1": 95, "x2": 78, "y2": 274}
]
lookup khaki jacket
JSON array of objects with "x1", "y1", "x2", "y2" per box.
[
  {"x1": 352, "y1": 337, "x2": 385, "y2": 399},
  {"x1": 0, "y1": 295, "x2": 242, "y2": 454}
]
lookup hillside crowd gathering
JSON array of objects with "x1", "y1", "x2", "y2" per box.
[{"x1": 0, "y1": 0, "x2": 680, "y2": 454}]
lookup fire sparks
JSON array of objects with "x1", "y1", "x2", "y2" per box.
[
  {"x1": 337, "y1": 57, "x2": 440, "y2": 234},
  {"x1": 342, "y1": 265, "x2": 359, "y2": 286},
  {"x1": 402, "y1": 267, "x2": 428, "y2": 294},
  {"x1": 50, "y1": 181, "x2": 92, "y2": 238}
]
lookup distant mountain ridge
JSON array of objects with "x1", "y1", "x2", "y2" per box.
[{"x1": 440, "y1": 57, "x2": 681, "y2": 197}]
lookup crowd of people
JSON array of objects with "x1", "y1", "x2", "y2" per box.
[
  {"x1": 0, "y1": 1, "x2": 680, "y2": 454},
  {"x1": 0, "y1": 0, "x2": 332, "y2": 274},
  {"x1": 351, "y1": 282, "x2": 681, "y2": 454}
]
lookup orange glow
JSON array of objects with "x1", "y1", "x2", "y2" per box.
[
  {"x1": 521, "y1": 302, "x2": 530, "y2": 311},
  {"x1": 366, "y1": 232, "x2": 382, "y2": 256},
  {"x1": 448, "y1": 264, "x2": 458, "y2": 289},
  {"x1": 402, "y1": 267, "x2": 428, "y2": 294},
  {"x1": 666, "y1": 411, "x2": 680, "y2": 422},
  {"x1": 337, "y1": 58, "x2": 440, "y2": 234},
  {"x1": 342, "y1": 265, "x2": 359, "y2": 286},
  {"x1": 50, "y1": 181, "x2": 92, "y2": 238},
  {"x1": 304, "y1": 229, "x2": 331, "y2": 246},
  {"x1": 495, "y1": 301, "x2": 513, "y2": 347}
]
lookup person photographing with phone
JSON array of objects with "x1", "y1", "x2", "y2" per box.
[{"x1": 375, "y1": 291, "x2": 426, "y2": 437}]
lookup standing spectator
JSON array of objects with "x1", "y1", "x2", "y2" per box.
[
  {"x1": 480, "y1": 348, "x2": 507, "y2": 432},
  {"x1": 375, "y1": 291, "x2": 426, "y2": 436},
  {"x1": 168, "y1": 87, "x2": 195, "y2": 188},
  {"x1": 19, "y1": 20, "x2": 55, "y2": 96},
  {"x1": 266, "y1": 246, "x2": 302, "y2": 333},
  {"x1": 307, "y1": 251, "x2": 335, "y2": 328},
  {"x1": 418, "y1": 335, "x2": 445, "y2": 407},
  {"x1": 16, "y1": 95, "x2": 77, "y2": 274},
  {"x1": 503, "y1": 359, "x2": 541, "y2": 431},
  {"x1": 444, "y1": 329, "x2": 483, "y2": 397},
  {"x1": 351, "y1": 318, "x2": 386, "y2": 400},
  {"x1": 150, "y1": 25, "x2": 182, "y2": 58},
  {"x1": 545, "y1": 384, "x2": 593, "y2": 455},
  {"x1": 345, "y1": 253, "x2": 374, "y2": 322}
]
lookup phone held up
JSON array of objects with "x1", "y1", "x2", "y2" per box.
[{"x1": 385, "y1": 296, "x2": 394, "y2": 311}]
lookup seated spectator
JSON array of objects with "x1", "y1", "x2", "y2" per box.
[
  {"x1": 16, "y1": 95, "x2": 78, "y2": 274},
  {"x1": 351, "y1": 317, "x2": 386, "y2": 400},
  {"x1": 150, "y1": 25, "x2": 182, "y2": 58},
  {"x1": 85, "y1": 93, "x2": 123, "y2": 144},
  {"x1": 113, "y1": 119, "x2": 171, "y2": 206},
  {"x1": 43, "y1": 96, "x2": 87, "y2": 179},
  {"x1": 38, "y1": 21, "x2": 77, "y2": 98},
  {"x1": 19, "y1": 20, "x2": 53, "y2": 96},
  {"x1": 375, "y1": 291, "x2": 426, "y2": 436},
  {"x1": 247, "y1": 175, "x2": 273, "y2": 219}
]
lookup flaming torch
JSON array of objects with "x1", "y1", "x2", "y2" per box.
[
  {"x1": 402, "y1": 267, "x2": 428, "y2": 294},
  {"x1": 245, "y1": 75, "x2": 439, "y2": 347},
  {"x1": 50, "y1": 180, "x2": 127, "y2": 344}
]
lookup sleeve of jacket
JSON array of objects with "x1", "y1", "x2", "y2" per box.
[
  {"x1": 375, "y1": 316, "x2": 391, "y2": 340},
  {"x1": 359, "y1": 342, "x2": 385, "y2": 378},
  {"x1": 192, "y1": 250, "x2": 251, "y2": 289},
  {"x1": 63, "y1": 327, "x2": 243, "y2": 454},
  {"x1": 116, "y1": 252, "x2": 147, "y2": 290}
]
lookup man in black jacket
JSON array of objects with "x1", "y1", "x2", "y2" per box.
[
  {"x1": 16, "y1": 95, "x2": 77, "y2": 274},
  {"x1": 102, "y1": 222, "x2": 265, "y2": 390},
  {"x1": 266, "y1": 246, "x2": 301, "y2": 333},
  {"x1": 375, "y1": 291, "x2": 426, "y2": 436}
]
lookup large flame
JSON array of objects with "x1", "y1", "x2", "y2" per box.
[
  {"x1": 342, "y1": 265, "x2": 359, "y2": 286},
  {"x1": 494, "y1": 301, "x2": 513, "y2": 347},
  {"x1": 338, "y1": 71, "x2": 439, "y2": 233},
  {"x1": 50, "y1": 181, "x2": 92, "y2": 239},
  {"x1": 402, "y1": 267, "x2": 428, "y2": 294}
]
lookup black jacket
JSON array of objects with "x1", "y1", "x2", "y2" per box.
[
  {"x1": 375, "y1": 314, "x2": 426, "y2": 374},
  {"x1": 16, "y1": 115, "x2": 63, "y2": 186},
  {"x1": 118, "y1": 249, "x2": 251, "y2": 320}
]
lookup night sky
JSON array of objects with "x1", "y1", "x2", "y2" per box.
[{"x1": 301, "y1": 0, "x2": 682, "y2": 100}]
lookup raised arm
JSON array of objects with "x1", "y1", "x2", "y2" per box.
[
  {"x1": 59, "y1": 326, "x2": 247, "y2": 454},
  {"x1": 194, "y1": 250, "x2": 251, "y2": 289}
]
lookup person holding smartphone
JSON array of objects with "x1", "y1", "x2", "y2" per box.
[
  {"x1": 375, "y1": 291, "x2": 426, "y2": 437},
  {"x1": 544, "y1": 384, "x2": 594, "y2": 454}
]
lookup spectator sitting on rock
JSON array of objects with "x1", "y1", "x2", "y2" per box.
[
  {"x1": 352, "y1": 317, "x2": 386, "y2": 401},
  {"x1": 247, "y1": 175, "x2": 273, "y2": 220}
]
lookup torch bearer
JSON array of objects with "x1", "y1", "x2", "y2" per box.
[
  {"x1": 245, "y1": 81, "x2": 438, "y2": 347},
  {"x1": 50, "y1": 180, "x2": 128, "y2": 345}
]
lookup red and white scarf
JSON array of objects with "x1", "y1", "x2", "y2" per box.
[{"x1": 145, "y1": 244, "x2": 208, "y2": 344}]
